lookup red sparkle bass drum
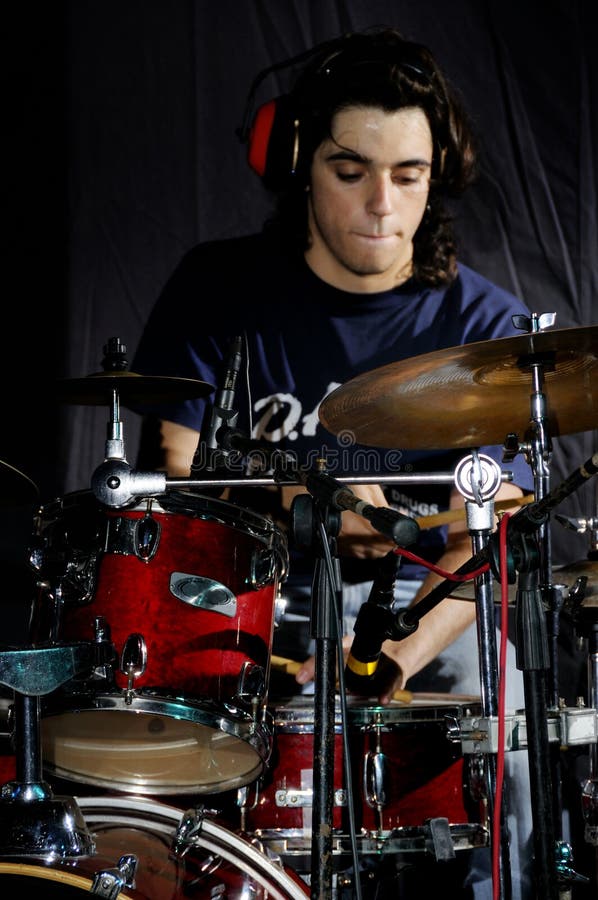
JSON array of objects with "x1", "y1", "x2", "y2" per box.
[
  {"x1": 0, "y1": 795, "x2": 308, "y2": 898},
  {"x1": 29, "y1": 490, "x2": 288, "y2": 796}
]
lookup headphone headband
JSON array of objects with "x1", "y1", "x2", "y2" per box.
[{"x1": 239, "y1": 30, "x2": 442, "y2": 191}]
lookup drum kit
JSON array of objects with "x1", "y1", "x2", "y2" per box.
[{"x1": 0, "y1": 322, "x2": 597, "y2": 899}]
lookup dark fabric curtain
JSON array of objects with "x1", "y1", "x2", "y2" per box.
[{"x1": 3, "y1": 0, "x2": 597, "y2": 639}]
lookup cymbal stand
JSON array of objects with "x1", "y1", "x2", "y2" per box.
[
  {"x1": 570, "y1": 590, "x2": 598, "y2": 894},
  {"x1": 560, "y1": 506, "x2": 598, "y2": 892},
  {"x1": 0, "y1": 643, "x2": 97, "y2": 857},
  {"x1": 506, "y1": 313, "x2": 579, "y2": 896},
  {"x1": 580, "y1": 604, "x2": 598, "y2": 888},
  {"x1": 453, "y1": 452, "x2": 513, "y2": 899}
]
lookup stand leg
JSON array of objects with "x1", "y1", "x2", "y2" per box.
[
  {"x1": 472, "y1": 532, "x2": 513, "y2": 900},
  {"x1": 516, "y1": 568, "x2": 559, "y2": 899}
]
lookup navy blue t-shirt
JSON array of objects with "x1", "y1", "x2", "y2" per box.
[{"x1": 132, "y1": 230, "x2": 534, "y2": 580}]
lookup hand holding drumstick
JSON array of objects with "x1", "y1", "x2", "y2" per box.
[{"x1": 270, "y1": 654, "x2": 414, "y2": 704}]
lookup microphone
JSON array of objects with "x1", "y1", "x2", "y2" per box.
[
  {"x1": 190, "y1": 336, "x2": 243, "y2": 479},
  {"x1": 344, "y1": 549, "x2": 401, "y2": 694}
]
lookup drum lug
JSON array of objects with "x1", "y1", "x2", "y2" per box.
[
  {"x1": 363, "y1": 711, "x2": 389, "y2": 819},
  {"x1": 236, "y1": 661, "x2": 266, "y2": 703},
  {"x1": 134, "y1": 513, "x2": 160, "y2": 561},
  {"x1": 364, "y1": 749, "x2": 389, "y2": 810},
  {"x1": 249, "y1": 547, "x2": 276, "y2": 589},
  {"x1": 91, "y1": 853, "x2": 137, "y2": 898},
  {"x1": 120, "y1": 633, "x2": 147, "y2": 703},
  {"x1": 172, "y1": 807, "x2": 208, "y2": 856},
  {"x1": 273, "y1": 588, "x2": 286, "y2": 629}
]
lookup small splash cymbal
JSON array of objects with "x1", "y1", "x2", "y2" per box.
[
  {"x1": 0, "y1": 459, "x2": 39, "y2": 505},
  {"x1": 56, "y1": 370, "x2": 215, "y2": 407},
  {"x1": 319, "y1": 325, "x2": 598, "y2": 450}
]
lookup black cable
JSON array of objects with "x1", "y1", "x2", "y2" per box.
[{"x1": 316, "y1": 514, "x2": 363, "y2": 900}]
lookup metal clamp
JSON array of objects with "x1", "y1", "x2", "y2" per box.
[{"x1": 459, "y1": 706, "x2": 598, "y2": 754}]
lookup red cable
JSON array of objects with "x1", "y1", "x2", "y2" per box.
[
  {"x1": 393, "y1": 545, "x2": 490, "y2": 581},
  {"x1": 493, "y1": 512, "x2": 510, "y2": 900}
]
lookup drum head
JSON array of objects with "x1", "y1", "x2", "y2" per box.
[{"x1": 41, "y1": 692, "x2": 272, "y2": 794}]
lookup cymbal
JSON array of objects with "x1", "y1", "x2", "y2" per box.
[
  {"x1": 56, "y1": 371, "x2": 215, "y2": 407},
  {"x1": 319, "y1": 325, "x2": 598, "y2": 450},
  {"x1": 449, "y1": 559, "x2": 598, "y2": 606},
  {"x1": 0, "y1": 459, "x2": 39, "y2": 506}
]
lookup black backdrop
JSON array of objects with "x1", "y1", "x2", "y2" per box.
[{"x1": 3, "y1": 0, "x2": 597, "y2": 641}]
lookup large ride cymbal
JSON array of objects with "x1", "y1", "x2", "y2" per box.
[
  {"x1": 56, "y1": 370, "x2": 215, "y2": 407},
  {"x1": 319, "y1": 325, "x2": 598, "y2": 450},
  {"x1": 0, "y1": 459, "x2": 39, "y2": 506}
]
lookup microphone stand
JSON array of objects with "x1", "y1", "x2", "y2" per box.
[
  {"x1": 205, "y1": 430, "x2": 419, "y2": 900},
  {"x1": 290, "y1": 492, "x2": 343, "y2": 900}
]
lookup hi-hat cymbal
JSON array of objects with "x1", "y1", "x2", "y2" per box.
[
  {"x1": 449, "y1": 558, "x2": 598, "y2": 606},
  {"x1": 319, "y1": 325, "x2": 598, "y2": 450},
  {"x1": 56, "y1": 371, "x2": 215, "y2": 407},
  {"x1": 0, "y1": 459, "x2": 39, "y2": 505}
]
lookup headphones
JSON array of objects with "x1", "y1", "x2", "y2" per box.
[
  {"x1": 237, "y1": 39, "x2": 341, "y2": 191},
  {"x1": 237, "y1": 33, "x2": 439, "y2": 192}
]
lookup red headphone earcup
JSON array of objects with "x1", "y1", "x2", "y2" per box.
[
  {"x1": 246, "y1": 95, "x2": 303, "y2": 191},
  {"x1": 247, "y1": 99, "x2": 277, "y2": 178}
]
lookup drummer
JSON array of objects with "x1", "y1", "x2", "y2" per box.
[{"x1": 132, "y1": 27, "x2": 534, "y2": 899}]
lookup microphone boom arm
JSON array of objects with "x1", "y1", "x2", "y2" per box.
[{"x1": 217, "y1": 425, "x2": 420, "y2": 547}]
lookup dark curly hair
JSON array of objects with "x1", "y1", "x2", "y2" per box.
[{"x1": 262, "y1": 27, "x2": 478, "y2": 286}]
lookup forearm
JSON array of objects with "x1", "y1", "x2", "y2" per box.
[{"x1": 381, "y1": 539, "x2": 477, "y2": 688}]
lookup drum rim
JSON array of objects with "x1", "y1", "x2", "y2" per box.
[
  {"x1": 0, "y1": 797, "x2": 309, "y2": 899},
  {"x1": 75, "y1": 795, "x2": 309, "y2": 899},
  {"x1": 43, "y1": 688, "x2": 273, "y2": 738},
  {"x1": 0, "y1": 861, "x2": 133, "y2": 896},
  {"x1": 270, "y1": 695, "x2": 483, "y2": 729},
  {"x1": 35, "y1": 488, "x2": 289, "y2": 579},
  {"x1": 40, "y1": 691, "x2": 273, "y2": 794}
]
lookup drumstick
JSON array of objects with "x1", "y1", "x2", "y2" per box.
[
  {"x1": 270, "y1": 655, "x2": 414, "y2": 704},
  {"x1": 415, "y1": 493, "x2": 534, "y2": 530}
]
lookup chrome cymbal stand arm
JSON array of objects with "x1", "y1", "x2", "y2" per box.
[{"x1": 510, "y1": 313, "x2": 561, "y2": 704}]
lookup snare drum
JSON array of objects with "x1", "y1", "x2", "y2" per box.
[
  {"x1": 240, "y1": 694, "x2": 488, "y2": 857},
  {"x1": 29, "y1": 490, "x2": 288, "y2": 795},
  {"x1": 0, "y1": 794, "x2": 308, "y2": 898}
]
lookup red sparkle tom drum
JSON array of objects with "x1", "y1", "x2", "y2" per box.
[
  {"x1": 29, "y1": 490, "x2": 288, "y2": 796},
  {"x1": 239, "y1": 694, "x2": 488, "y2": 861}
]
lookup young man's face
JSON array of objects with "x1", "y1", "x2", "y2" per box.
[{"x1": 305, "y1": 105, "x2": 433, "y2": 293}]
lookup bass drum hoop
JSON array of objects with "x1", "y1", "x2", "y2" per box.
[
  {"x1": 0, "y1": 862, "x2": 133, "y2": 897},
  {"x1": 78, "y1": 795, "x2": 309, "y2": 900},
  {"x1": 0, "y1": 796, "x2": 308, "y2": 899}
]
